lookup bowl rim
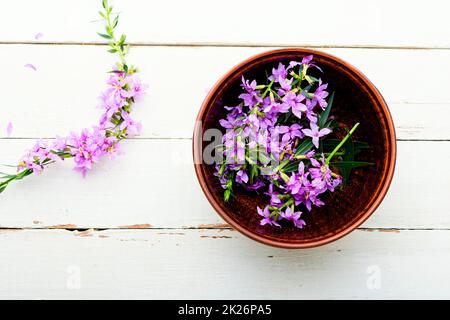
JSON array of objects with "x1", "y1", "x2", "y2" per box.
[{"x1": 193, "y1": 48, "x2": 397, "y2": 249}]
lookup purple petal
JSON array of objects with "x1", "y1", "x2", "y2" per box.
[
  {"x1": 312, "y1": 137, "x2": 319, "y2": 148},
  {"x1": 6, "y1": 122, "x2": 13, "y2": 137},
  {"x1": 34, "y1": 32, "x2": 44, "y2": 40},
  {"x1": 319, "y1": 128, "x2": 332, "y2": 137},
  {"x1": 24, "y1": 63, "x2": 37, "y2": 71},
  {"x1": 302, "y1": 128, "x2": 313, "y2": 137}
]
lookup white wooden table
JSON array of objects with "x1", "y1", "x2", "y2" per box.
[{"x1": 0, "y1": 0, "x2": 449, "y2": 299}]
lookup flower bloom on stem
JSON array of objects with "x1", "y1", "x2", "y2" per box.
[{"x1": 0, "y1": 0, "x2": 147, "y2": 195}]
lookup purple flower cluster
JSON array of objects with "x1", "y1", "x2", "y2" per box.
[
  {"x1": 18, "y1": 70, "x2": 145, "y2": 177},
  {"x1": 216, "y1": 55, "x2": 342, "y2": 229},
  {"x1": 0, "y1": 0, "x2": 146, "y2": 195}
]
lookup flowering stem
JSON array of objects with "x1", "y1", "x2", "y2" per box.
[{"x1": 325, "y1": 123, "x2": 360, "y2": 164}]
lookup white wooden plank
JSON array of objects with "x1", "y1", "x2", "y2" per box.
[
  {"x1": 0, "y1": 139, "x2": 448, "y2": 230},
  {"x1": 0, "y1": 45, "x2": 449, "y2": 140},
  {"x1": 1, "y1": 0, "x2": 450, "y2": 48},
  {"x1": 0, "y1": 228, "x2": 448, "y2": 299}
]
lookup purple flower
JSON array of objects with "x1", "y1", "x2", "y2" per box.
[
  {"x1": 302, "y1": 55, "x2": 314, "y2": 65},
  {"x1": 52, "y1": 135, "x2": 67, "y2": 151},
  {"x1": 294, "y1": 185, "x2": 324, "y2": 211},
  {"x1": 124, "y1": 74, "x2": 146, "y2": 99},
  {"x1": 302, "y1": 122, "x2": 331, "y2": 148},
  {"x1": 300, "y1": 55, "x2": 323, "y2": 72},
  {"x1": 279, "y1": 77, "x2": 293, "y2": 92},
  {"x1": 278, "y1": 124, "x2": 303, "y2": 145},
  {"x1": 257, "y1": 206, "x2": 280, "y2": 227},
  {"x1": 245, "y1": 179, "x2": 264, "y2": 191},
  {"x1": 68, "y1": 127, "x2": 118, "y2": 177},
  {"x1": 239, "y1": 92, "x2": 261, "y2": 107},
  {"x1": 120, "y1": 111, "x2": 142, "y2": 137},
  {"x1": 269, "y1": 63, "x2": 288, "y2": 82},
  {"x1": 280, "y1": 207, "x2": 306, "y2": 229},
  {"x1": 311, "y1": 80, "x2": 329, "y2": 109},
  {"x1": 310, "y1": 156, "x2": 342, "y2": 192},
  {"x1": 304, "y1": 99, "x2": 318, "y2": 123},
  {"x1": 282, "y1": 92, "x2": 307, "y2": 119},
  {"x1": 6, "y1": 122, "x2": 13, "y2": 137},
  {"x1": 236, "y1": 169, "x2": 248, "y2": 184},
  {"x1": 18, "y1": 140, "x2": 63, "y2": 174},
  {"x1": 241, "y1": 76, "x2": 257, "y2": 93},
  {"x1": 286, "y1": 162, "x2": 308, "y2": 195},
  {"x1": 223, "y1": 132, "x2": 246, "y2": 164},
  {"x1": 266, "y1": 183, "x2": 281, "y2": 206}
]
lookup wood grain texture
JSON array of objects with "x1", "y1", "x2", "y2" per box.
[
  {"x1": 0, "y1": 0, "x2": 448, "y2": 299},
  {"x1": 1, "y1": 0, "x2": 449, "y2": 48},
  {"x1": 0, "y1": 45, "x2": 449, "y2": 140},
  {"x1": 0, "y1": 228, "x2": 449, "y2": 299},
  {"x1": 0, "y1": 139, "x2": 448, "y2": 230}
]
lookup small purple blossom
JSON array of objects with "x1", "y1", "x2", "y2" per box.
[
  {"x1": 269, "y1": 63, "x2": 288, "y2": 82},
  {"x1": 236, "y1": 170, "x2": 249, "y2": 184},
  {"x1": 311, "y1": 80, "x2": 329, "y2": 109},
  {"x1": 257, "y1": 206, "x2": 280, "y2": 227},
  {"x1": 120, "y1": 111, "x2": 142, "y2": 137},
  {"x1": 302, "y1": 122, "x2": 332, "y2": 148},
  {"x1": 280, "y1": 207, "x2": 306, "y2": 229}
]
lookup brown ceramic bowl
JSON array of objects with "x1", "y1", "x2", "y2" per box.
[{"x1": 193, "y1": 48, "x2": 396, "y2": 248}]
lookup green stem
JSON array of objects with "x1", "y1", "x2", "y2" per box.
[
  {"x1": 103, "y1": 1, "x2": 127, "y2": 65},
  {"x1": 326, "y1": 123, "x2": 360, "y2": 164}
]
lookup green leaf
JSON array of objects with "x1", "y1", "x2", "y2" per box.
[
  {"x1": 283, "y1": 161, "x2": 300, "y2": 173},
  {"x1": 294, "y1": 138, "x2": 314, "y2": 157},
  {"x1": 112, "y1": 15, "x2": 119, "y2": 29},
  {"x1": 224, "y1": 189, "x2": 231, "y2": 202},
  {"x1": 15, "y1": 169, "x2": 32, "y2": 180},
  {"x1": 298, "y1": 87, "x2": 314, "y2": 99},
  {"x1": 249, "y1": 164, "x2": 258, "y2": 183},
  {"x1": 318, "y1": 91, "x2": 335, "y2": 128},
  {"x1": 340, "y1": 137, "x2": 355, "y2": 185},
  {"x1": 0, "y1": 164, "x2": 18, "y2": 168},
  {"x1": 322, "y1": 139, "x2": 369, "y2": 152},
  {"x1": 98, "y1": 10, "x2": 106, "y2": 19},
  {"x1": 97, "y1": 32, "x2": 112, "y2": 40},
  {"x1": 0, "y1": 173, "x2": 16, "y2": 179},
  {"x1": 324, "y1": 119, "x2": 339, "y2": 130},
  {"x1": 304, "y1": 75, "x2": 319, "y2": 85},
  {"x1": 119, "y1": 34, "x2": 126, "y2": 45},
  {"x1": 102, "y1": 0, "x2": 108, "y2": 9},
  {"x1": 108, "y1": 48, "x2": 118, "y2": 53},
  {"x1": 330, "y1": 161, "x2": 373, "y2": 169}
]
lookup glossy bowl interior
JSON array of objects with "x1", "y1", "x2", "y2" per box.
[{"x1": 193, "y1": 48, "x2": 396, "y2": 248}]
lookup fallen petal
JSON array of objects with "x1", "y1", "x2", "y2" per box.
[
  {"x1": 6, "y1": 122, "x2": 13, "y2": 137},
  {"x1": 24, "y1": 63, "x2": 37, "y2": 71}
]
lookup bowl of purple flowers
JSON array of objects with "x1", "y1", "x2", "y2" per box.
[{"x1": 193, "y1": 48, "x2": 396, "y2": 248}]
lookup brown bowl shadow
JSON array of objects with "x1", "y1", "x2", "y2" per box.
[{"x1": 193, "y1": 48, "x2": 396, "y2": 248}]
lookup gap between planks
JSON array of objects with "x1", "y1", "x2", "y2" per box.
[
  {"x1": 1, "y1": 226, "x2": 450, "y2": 233},
  {"x1": 1, "y1": 41, "x2": 450, "y2": 51}
]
